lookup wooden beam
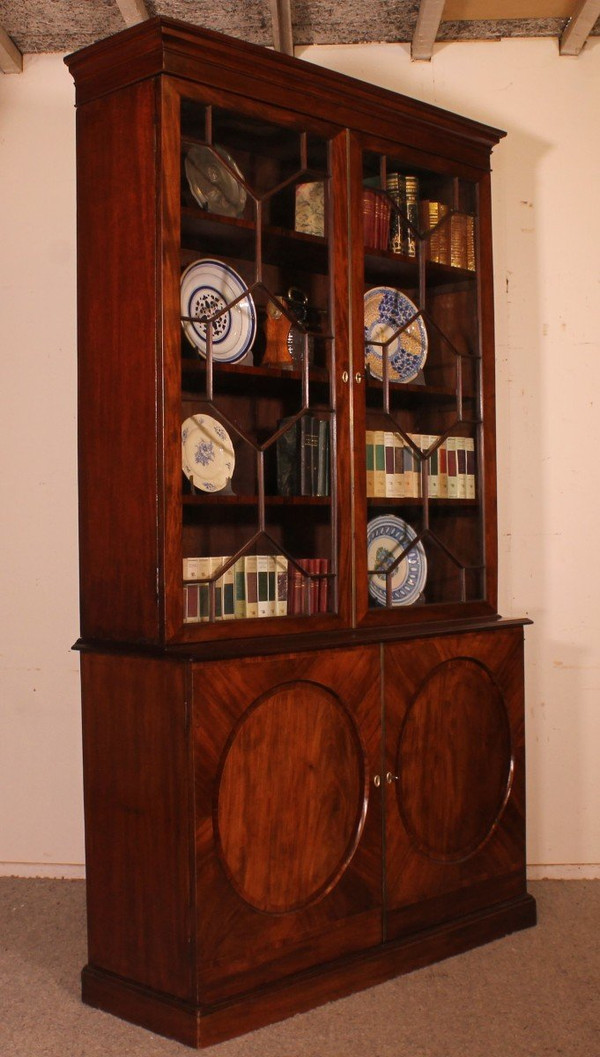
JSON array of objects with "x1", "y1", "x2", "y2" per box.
[
  {"x1": 269, "y1": 0, "x2": 294, "y2": 55},
  {"x1": 0, "y1": 25, "x2": 23, "y2": 73},
  {"x1": 115, "y1": 0, "x2": 151, "y2": 28},
  {"x1": 560, "y1": 0, "x2": 600, "y2": 54},
  {"x1": 412, "y1": 0, "x2": 447, "y2": 61}
]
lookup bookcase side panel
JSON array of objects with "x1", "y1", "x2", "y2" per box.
[
  {"x1": 80, "y1": 653, "x2": 194, "y2": 1000},
  {"x1": 75, "y1": 78, "x2": 163, "y2": 644}
]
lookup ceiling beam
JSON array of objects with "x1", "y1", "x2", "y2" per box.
[
  {"x1": 0, "y1": 25, "x2": 23, "y2": 73},
  {"x1": 115, "y1": 0, "x2": 151, "y2": 27},
  {"x1": 269, "y1": 0, "x2": 294, "y2": 55},
  {"x1": 412, "y1": 0, "x2": 447, "y2": 60},
  {"x1": 560, "y1": 0, "x2": 600, "y2": 54}
]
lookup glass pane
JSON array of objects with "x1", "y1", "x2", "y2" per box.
[
  {"x1": 179, "y1": 98, "x2": 335, "y2": 626},
  {"x1": 362, "y1": 150, "x2": 484, "y2": 613}
]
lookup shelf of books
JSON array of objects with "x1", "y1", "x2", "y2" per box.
[{"x1": 178, "y1": 97, "x2": 337, "y2": 627}]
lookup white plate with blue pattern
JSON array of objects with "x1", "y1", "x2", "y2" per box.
[
  {"x1": 182, "y1": 414, "x2": 235, "y2": 492},
  {"x1": 181, "y1": 258, "x2": 256, "y2": 362},
  {"x1": 364, "y1": 286, "x2": 427, "y2": 383},
  {"x1": 367, "y1": 515, "x2": 427, "y2": 606}
]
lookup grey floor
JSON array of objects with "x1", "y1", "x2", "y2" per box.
[{"x1": 1, "y1": 878, "x2": 598, "y2": 1056}]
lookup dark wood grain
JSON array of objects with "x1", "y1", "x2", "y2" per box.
[
  {"x1": 80, "y1": 653, "x2": 193, "y2": 998},
  {"x1": 192, "y1": 646, "x2": 382, "y2": 1001},
  {"x1": 75, "y1": 80, "x2": 162, "y2": 643},
  {"x1": 383, "y1": 626, "x2": 529, "y2": 940}
]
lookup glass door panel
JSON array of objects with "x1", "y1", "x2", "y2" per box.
[
  {"x1": 179, "y1": 98, "x2": 337, "y2": 628},
  {"x1": 360, "y1": 149, "x2": 485, "y2": 616}
]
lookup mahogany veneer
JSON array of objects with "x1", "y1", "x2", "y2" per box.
[{"x1": 67, "y1": 17, "x2": 535, "y2": 1048}]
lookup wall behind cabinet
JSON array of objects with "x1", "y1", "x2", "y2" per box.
[{"x1": 1, "y1": 38, "x2": 599, "y2": 878}]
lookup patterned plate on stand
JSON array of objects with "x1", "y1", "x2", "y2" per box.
[
  {"x1": 184, "y1": 144, "x2": 247, "y2": 217},
  {"x1": 367, "y1": 514, "x2": 427, "y2": 606},
  {"x1": 182, "y1": 414, "x2": 235, "y2": 493},
  {"x1": 364, "y1": 286, "x2": 427, "y2": 383},
  {"x1": 181, "y1": 258, "x2": 256, "y2": 362}
]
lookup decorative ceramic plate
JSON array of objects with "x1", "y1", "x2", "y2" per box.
[
  {"x1": 364, "y1": 287, "x2": 428, "y2": 383},
  {"x1": 184, "y1": 144, "x2": 247, "y2": 217},
  {"x1": 367, "y1": 515, "x2": 427, "y2": 606},
  {"x1": 181, "y1": 258, "x2": 256, "y2": 362},
  {"x1": 182, "y1": 414, "x2": 235, "y2": 492}
]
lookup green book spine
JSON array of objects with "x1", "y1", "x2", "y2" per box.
[
  {"x1": 276, "y1": 417, "x2": 298, "y2": 496},
  {"x1": 316, "y1": 418, "x2": 330, "y2": 496}
]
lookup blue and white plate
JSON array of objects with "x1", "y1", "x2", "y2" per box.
[
  {"x1": 364, "y1": 287, "x2": 427, "y2": 383},
  {"x1": 367, "y1": 515, "x2": 427, "y2": 606},
  {"x1": 181, "y1": 258, "x2": 256, "y2": 362},
  {"x1": 182, "y1": 414, "x2": 235, "y2": 492}
]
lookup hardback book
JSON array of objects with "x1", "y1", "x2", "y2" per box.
[
  {"x1": 465, "y1": 436, "x2": 476, "y2": 498},
  {"x1": 446, "y1": 436, "x2": 458, "y2": 499},
  {"x1": 387, "y1": 172, "x2": 406, "y2": 255},
  {"x1": 274, "y1": 554, "x2": 289, "y2": 616},
  {"x1": 388, "y1": 433, "x2": 405, "y2": 499},
  {"x1": 317, "y1": 557, "x2": 329, "y2": 613},
  {"x1": 300, "y1": 415, "x2": 320, "y2": 496},
  {"x1": 184, "y1": 583, "x2": 199, "y2": 623},
  {"x1": 427, "y1": 436, "x2": 440, "y2": 499},
  {"x1": 438, "y1": 438, "x2": 448, "y2": 498},
  {"x1": 455, "y1": 438, "x2": 467, "y2": 499},
  {"x1": 384, "y1": 431, "x2": 396, "y2": 497},
  {"x1": 208, "y1": 556, "x2": 224, "y2": 620},
  {"x1": 365, "y1": 430, "x2": 375, "y2": 497},
  {"x1": 234, "y1": 557, "x2": 246, "y2": 619},
  {"x1": 373, "y1": 430, "x2": 386, "y2": 497},
  {"x1": 407, "y1": 434, "x2": 422, "y2": 498},
  {"x1": 214, "y1": 555, "x2": 235, "y2": 620},
  {"x1": 316, "y1": 418, "x2": 330, "y2": 497},
  {"x1": 362, "y1": 188, "x2": 377, "y2": 247},
  {"x1": 276, "y1": 416, "x2": 299, "y2": 496},
  {"x1": 256, "y1": 554, "x2": 270, "y2": 618},
  {"x1": 244, "y1": 554, "x2": 259, "y2": 619},
  {"x1": 287, "y1": 561, "x2": 305, "y2": 615},
  {"x1": 404, "y1": 174, "x2": 419, "y2": 257}
]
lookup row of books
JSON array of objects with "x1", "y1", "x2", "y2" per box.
[
  {"x1": 366, "y1": 430, "x2": 476, "y2": 500},
  {"x1": 364, "y1": 173, "x2": 475, "y2": 271},
  {"x1": 276, "y1": 414, "x2": 330, "y2": 497},
  {"x1": 419, "y1": 201, "x2": 476, "y2": 271},
  {"x1": 183, "y1": 555, "x2": 330, "y2": 623}
]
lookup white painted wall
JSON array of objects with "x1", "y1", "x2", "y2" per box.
[
  {"x1": 0, "y1": 55, "x2": 82, "y2": 876},
  {"x1": 1, "y1": 37, "x2": 598, "y2": 878}
]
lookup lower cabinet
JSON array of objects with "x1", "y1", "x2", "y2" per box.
[{"x1": 79, "y1": 624, "x2": 535, "y2": 1047}]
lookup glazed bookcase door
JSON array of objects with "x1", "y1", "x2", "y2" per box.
[
  {"x1": 164, "y1": 84, "x2": 350, "y2": 641},
  {"x1": 353, "y1": 138, "x2": 497, "y2": 627}
]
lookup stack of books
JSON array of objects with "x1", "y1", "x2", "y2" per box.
[
  {"x1": 183, "y1": 554, "x2": 330, "y2": 623},
  {"x1": 386, "y1": 172, "x2": 419, "y2": 257},
  {"x1": 365, "y1": 430, "x2": 476, "y2": 500},
  {"x1": 276, "y1": 414, "x2": 330, "y2": 497}
]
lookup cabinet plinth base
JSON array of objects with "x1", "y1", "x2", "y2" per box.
[{"x1": 81, "y1": 894, "x2": 537, "y2": 1048}]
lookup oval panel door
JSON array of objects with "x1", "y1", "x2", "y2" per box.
[
  {"x1": 397, "y1": 657, "x2": 513, "y2": 862},
  {"x1": 215, "y1": 680, "x2": 367, "y2": 913}
]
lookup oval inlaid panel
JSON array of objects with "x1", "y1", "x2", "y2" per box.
[
  {"x1": 215, "y1": 681, "x2": 366, "y2": 914},
  {"x1": 397, "y1": 658, "x2": 512, "y2": 862}
]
